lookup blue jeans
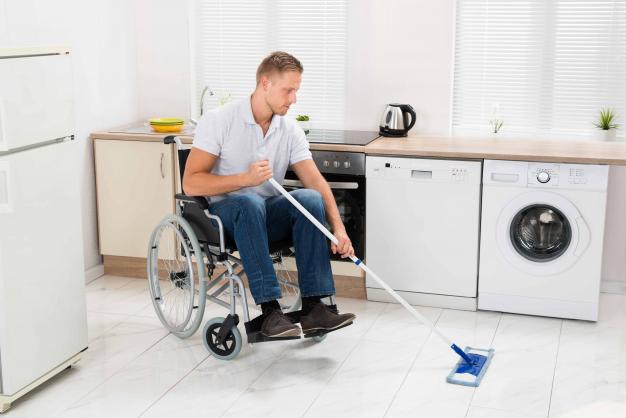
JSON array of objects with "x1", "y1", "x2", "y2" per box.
[{"x1": 209, "y1": 189, "x2": 336, "y2": 304}]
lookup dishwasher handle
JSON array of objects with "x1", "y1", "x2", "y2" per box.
[{"x1": 410, "y1": 169, "x2": 433, "y2": 180}]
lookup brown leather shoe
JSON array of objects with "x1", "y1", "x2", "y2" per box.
[
  {"x1": 261, "y1": 310, "x2": 301, "y2": 337},
  {"x1": 300, "y1": 303, "x2": 356, "y2": 334}
]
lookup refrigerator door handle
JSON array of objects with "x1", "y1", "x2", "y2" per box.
[
  {"x1": 0, "y1": 98, "x2": 6, "y2": 152},
  {"x1": 0, "y1": 160, "x2": 11, "y2": 213}
]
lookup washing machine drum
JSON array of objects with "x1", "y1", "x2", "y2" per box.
[
  {"x1": 497, "y1": 191, "x2": 590, "y2": 276},
  {"x1": 510, "y1": 205, "x2": 571, "y2": 262}
]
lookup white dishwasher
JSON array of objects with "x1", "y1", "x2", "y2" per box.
[{"x1": 365, "y1": 156, "x2": 482, "y2": 310}]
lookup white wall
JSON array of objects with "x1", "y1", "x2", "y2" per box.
[
  {"x1": 1, "y1": 0, "x2": 139, "y2": 274},
  {"x1": 135, "y1": 0, "x2": 191, "y2": 122},
  {"x1": 602, "y1": 168, "x2": 626, "y2": 285},
  {"x1": 345, "y1": 0, "x2": 455, "y2": 134}
]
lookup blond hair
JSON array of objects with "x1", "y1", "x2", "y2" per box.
[{"x1": 256, "y1": 51, "x2": 303, "y2": 85}]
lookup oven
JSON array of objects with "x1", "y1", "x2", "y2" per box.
[{"x1": 284, "y1": 150, "x2": 366, "y2": 262}]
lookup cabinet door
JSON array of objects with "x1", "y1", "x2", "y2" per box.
[{"x1": 95, "y1": 139, "x2": 174, "y2": 257}]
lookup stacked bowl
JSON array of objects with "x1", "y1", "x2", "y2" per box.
[{"x1": 149, "y1": 118, "x2": 185, "y2": 133}]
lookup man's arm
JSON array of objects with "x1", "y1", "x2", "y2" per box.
[
  {"x1": 291, "y1": 159, "x2": 354, "y2": 258},
  {"x1": 182, "y1": 147, "x2": 272, "y2": 196}
]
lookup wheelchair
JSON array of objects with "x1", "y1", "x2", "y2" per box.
[{"x1": 147, "y1": 135, "x2": 344, "y2": 360}]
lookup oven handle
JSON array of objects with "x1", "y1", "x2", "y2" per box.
[{"x1": 282, "y1": 179, "x2": 359, "y2": 190}]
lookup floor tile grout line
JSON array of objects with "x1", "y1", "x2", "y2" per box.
[
  {"x1": 217, "y1": 300, "x2": 302, "y2": 417},
  {"x1": 87, "y1": 313, "x2": 134, "y2": 343},
  {"x1": 546, "y1": 320, "x2": 564, "y2": 418},
  {"x1": 465, "y1": 312, "x2": 503, "y2": 418},
  {"x1": 86, "y1": 275, "x2": 133, "y2": 289},
  {"x1": 137, "y1": 352, "x2": 211, "y2": 418},
  {"x1": 217, "y1": 346, "x2": 293, "y2": 418},
  {"x1": 298, "y1": 336, "x2": 362, "y2": 418},
  {"x1": 300, "y1": 302, "x2": 389, "y2": 417},
  {"x1": 382, "y1": 308, "x2": 445, "y2": 418},
  {"x1": 57, "y1": 328, "x2": 171, "y2": 415}
]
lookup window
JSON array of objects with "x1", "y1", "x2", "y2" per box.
[
  {"x1": 453, "y1": 0, "x2": 626, "y2": 139},
  {"x1": 192, "y1": 0, "x2": 347, "y2": 129}
]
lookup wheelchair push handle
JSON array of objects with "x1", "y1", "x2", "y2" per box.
[{"x1": 164, "y1": 135, "x2": 183, "y2": 149}]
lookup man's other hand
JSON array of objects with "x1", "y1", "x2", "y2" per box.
[
  {"x1": 245, "y1": 160, "x2": 273, "y2": 187},
  {"x1": 331, "y1": 228, "x2": 354, "y2": 259}
]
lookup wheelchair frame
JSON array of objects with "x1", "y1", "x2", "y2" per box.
[{"x1": 147, "y1": 135, "x2": 338, "y2": 360}]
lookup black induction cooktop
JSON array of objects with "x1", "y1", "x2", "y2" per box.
[{"x1": 306, "y1": 129, "x2": 380, "y2": 146}]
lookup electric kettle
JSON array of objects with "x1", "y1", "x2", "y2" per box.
[{"x1": 379, "y1": 103, "x2": 416, "y2": 137}]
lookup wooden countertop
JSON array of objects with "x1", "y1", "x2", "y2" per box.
[
  {"x1": 91, "y1": 126, "x2": 626, "y2": 165},
  {"x1": 365, "y1": 136, "x2": 626, "y2": 165}
]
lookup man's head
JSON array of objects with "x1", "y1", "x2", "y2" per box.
[{"x1": 255, "y1": 51, "x2": 303, "y2": 116}]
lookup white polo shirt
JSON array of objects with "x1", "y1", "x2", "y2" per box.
[{"x1": 192, "y1": 97, "x2": 312, "y2": 202}]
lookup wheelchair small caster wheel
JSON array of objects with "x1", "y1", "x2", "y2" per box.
[
  {"x1": 312, "y1": 334, "x2": 327, "y2": 343},
  {"x1": 202, "y1": 317, "x2": 242, "y2": 360}
]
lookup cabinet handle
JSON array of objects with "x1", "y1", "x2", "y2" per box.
[{"x1": 160, "y1": 153, "x2": 165, "y2": 179}]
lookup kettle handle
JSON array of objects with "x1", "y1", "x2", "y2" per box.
[{"x1": 400, "y1": 104, "x2": 416, "y2": 132}]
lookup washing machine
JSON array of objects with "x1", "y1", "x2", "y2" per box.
[{"x1": 478, "y1": 160, "x2": 609, "y2": 321}]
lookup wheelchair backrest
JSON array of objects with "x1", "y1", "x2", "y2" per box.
[{"x1": 176, "y1": 148, "x2": 191, "y2": 192}]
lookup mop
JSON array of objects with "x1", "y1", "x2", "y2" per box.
[{"x1": 268, "y1": 178, "x2": 495, "y2": 387}]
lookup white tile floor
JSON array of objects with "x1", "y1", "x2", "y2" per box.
[{"x1": 5, "y1": 275, "x2": 626, "y2": 418}]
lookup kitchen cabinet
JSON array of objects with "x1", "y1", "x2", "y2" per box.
[{"x1": 94, "y1": 139, "x2": 175, "y2": 258}]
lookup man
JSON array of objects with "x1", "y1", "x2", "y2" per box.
[{"x1": 183, "y1": 51, "x2": 356, "y2": 338}]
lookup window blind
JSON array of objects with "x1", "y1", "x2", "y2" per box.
[
  {"x1": 193, "y1": 0, "x2": 347, "y2": 129},
  {"x1": 453, "y1": 0, "x2": 626, "y2": 139}
]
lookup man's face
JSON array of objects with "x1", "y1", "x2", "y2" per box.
[{"x1": 261, "y1": 70, "x2": 301, "y2": 116}]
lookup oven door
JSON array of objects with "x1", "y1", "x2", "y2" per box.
[{"x1": 283, "y1": 172, "x2": 365, "y2": 261}]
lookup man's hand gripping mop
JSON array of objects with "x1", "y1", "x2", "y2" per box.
[{"x1": 268, "y1": 178, "x2": 495, "y2": 387}]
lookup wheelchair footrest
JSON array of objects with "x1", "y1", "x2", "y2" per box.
[
  {"x1": 303, "y1": 321, "x2": 354, "y2": 339},
  {"x1": 244, "y1": 311, "x2": 303, "y2": 344},
  {"x1": 246, "y1": 331, "x2": 301, "y2": 343},
  {"x1": 244, "y1": 304, "x2": 345, "y2": 343}
]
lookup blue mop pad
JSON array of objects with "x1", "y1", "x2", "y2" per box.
[{"x1": 446, "y1": 345, "x2": 495, "y2": 387}]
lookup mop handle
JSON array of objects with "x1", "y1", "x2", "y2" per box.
[{"x1": 268, "y1": 178, "x2": 454, "y2": 347}]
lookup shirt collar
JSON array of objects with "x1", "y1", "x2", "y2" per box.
[{"x1": 242, "y1": 96, "x2": 283, "y2": 133}]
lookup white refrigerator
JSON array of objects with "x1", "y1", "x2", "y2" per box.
[{"x1": 0, "y1": 47, "x2": 87, "y2": 412}]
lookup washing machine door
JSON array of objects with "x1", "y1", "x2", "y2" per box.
[{"x1": 496, "y1": 191, "x2": 590, "y2": 276}]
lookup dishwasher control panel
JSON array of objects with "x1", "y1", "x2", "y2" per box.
[{"x1": 367, "y1": 156, "x2": 482, "y2": 185}]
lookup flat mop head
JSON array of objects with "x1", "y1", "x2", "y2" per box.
[{"x1": 446, "y1": 346, "x2": 495, "y2": 387}]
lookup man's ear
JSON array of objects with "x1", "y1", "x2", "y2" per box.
[{"x1": 261, "y1": 75, "x2": 272, "y2": 91}]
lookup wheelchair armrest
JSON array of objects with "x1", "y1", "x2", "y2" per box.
[{"x1": 175, "y1": 193, "x2": 210, "y2": 211}]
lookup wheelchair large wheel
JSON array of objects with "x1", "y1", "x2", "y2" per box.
[
  {"x1": 202, "y1": 317, "x2": 242, "y2": 360},
  {"x1": 147, "y1": 214, "x2": 207, "y2": 338}
]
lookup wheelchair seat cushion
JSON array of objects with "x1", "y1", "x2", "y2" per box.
[{"x1": 181, "y1": 201, "x2": 293, "y2": 254}]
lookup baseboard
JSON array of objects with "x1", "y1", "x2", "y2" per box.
[
  {"x1": 84, "y1": 263, "x2": 104, "y2": 284},
  {"x1": 478, "y1": 292, "x2": 598, "y2": 321},
  {"x1": 366, "y1": 287, "x2": 477, "y2": 311},
  {"x1": 600, "y1": 280, "x2": 626, "y2": 295},
  {"x1": 102, "y1": 255, "x2": 366, "y2": 299}
]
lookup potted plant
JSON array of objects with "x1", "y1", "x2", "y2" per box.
[
  {"x1": 594, "y1": 108, "x2": 619, "y2": 141},
  {"x1": 296, "y1": 114, "x2": 310, "y2": 135},
  {"x1": 217, "y1": 91, "x2": 232, "y2": 107},
  {"x1": 488, "y1": 103, "x2": 503, "y2": 136},
  {"x1": 489, "y1": 118, "x2": 504, "y2": 135}
]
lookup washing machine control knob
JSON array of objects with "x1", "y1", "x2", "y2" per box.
[{"x1": 537, "y1": 170, "x2": 551, "y2": 183}]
